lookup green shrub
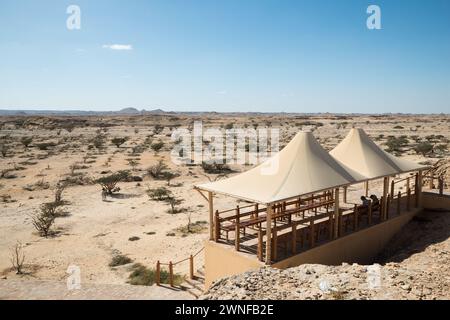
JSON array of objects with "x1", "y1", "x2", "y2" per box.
[
  {"x1": 128, "y1": 263, "x2": 184, "y2": 286},
  {"x1": 109, "y1": 254, "x2": 133, "y2": 267}
]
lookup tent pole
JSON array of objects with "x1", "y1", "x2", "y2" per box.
[
  {"x1": 334, "y1": 188, "x2": 340, "y2": 239},
  {"x1": 208, "y1": 192, "x2": 214, "y2": 240},
  {"x1": 265, "y1": 204, "x2": 273, "y2": 265}
]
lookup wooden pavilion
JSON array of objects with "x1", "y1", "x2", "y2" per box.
[{"x1": 194, "y1": 129, "x2": 428, "y2": 271}]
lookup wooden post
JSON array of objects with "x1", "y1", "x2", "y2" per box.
[
  {"x1": 407, "y1": 188, "x2": 411, "y2": 211},
  {"x1": 265, "y1": 204, "x2": 273, "y2": 265},
  {"x1": 429, "y1": 175, "x2": 434, "y2": 189},
  {"x1": 255, "y1": 203, "x2": 259, "y2": 218},
  {"x1": 328, "y1": 213, "x2": 333, "y2": 239},
  {"x1": 189, "y1": 255, "x2": 194, "y2": 280},
  {"x1": 386, "y1": 194, "x2": 390, "y2": 220},
  {"x1": 365, "y1": 181, "x2": 369, "y2": 197},
  {"x1": 273, "y1": 222, "x2": 278, "y2": 261},
  {"x1": 214, "y1": 210, "x2": 220, "y2": 242},
  {"x1": 334, "y1": 188, "x2": 340, "y2": 239},
  {"x1": 156, "y1": 261, "x2": 161, "y2": 286},
  {"x1": 368, "y1": 201, "x2": 373, "y2": 225},
  {"x1": 379, "y1": 196, "x2": 383, "y2": 222},
  {"x1": 353, "y1": 204, "x2": 358, "y2": 230},
  {"x1": 291, "y1": 224, "x2": 297, "y2": 254},
  {"x1": 397, "y1": 191, "x2": 401, "y2": 215},
  {"x1": 257, "y1": 228, "x2": 263, "y2": 261},
  {"x1": 415, "y1": 173, "x2": 419, "y2": 208},
  {"x1": 382, "y1": 177, "x2": 389, "y2": 220},
  {"x1": 235, "y1": 206, "x2": 240, "y2": 251},
  {"x1": 343, "y1": 186, "x2": 347, "y2": 203},
  {"x1": 208, "y1": 192, "x2": 214, "y2": 240},
  {"x1": 406, "y1": 177, "x2": 410, "y2": 195},
  {"x1": 439, "y1": 177, "x2": 444, "y2": 195},
  {"x1": 417, "y1": 170, "x2": 423, "y2": 207},
  {"x1": 390, "y1": 180, "x2": 395, "y2": 204},
  {"x1": 169, "y1": 262, "x2": 174, "y2": 287},
  {"x1": 310, "y1": 220, "x2": 315, "y2": 248}
]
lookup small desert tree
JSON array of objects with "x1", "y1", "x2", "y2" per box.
[
  {"x1": 111, "y1": 137, "x2": 128, "y2": 148},
  {"x1": 54, "y1": 181, "x2": 67, "y2": 204},
  {"x1": 128, "y1": 159, "x2": 139, "y2": 171},
  {"x1": 414, "y1": 142, "x2": 434, "y2": 157},
  {"x1": 147, "y1": 187, "x2": 173, "y2": 201},
  {"x1": 161, "y1": 171, "x2": 180, "y2": 186},
  {"x1": 147, "y1": 160, "x2": 168, "y2": 179},
  {"x1": 10, "y1": 241, "x2": 25, "y2": 274},
  {"x1": 150, "y1": 141, "x2": 164, "y2": 154},
  {"x1": 21, "y1": 137, "x2": 33, "y2": 149},
  {"x1": 0, "y1": 143, "x2": 9, "y2": 157},
  {"x1": 96, "y1": 170, "x2": 130, "y2": 195},
  {"x1": 30, "y1": 203, "x2": 60, "y2": 237},
  {"x1": 166, "y1": 196, "x2": 184, "y2": 214}
]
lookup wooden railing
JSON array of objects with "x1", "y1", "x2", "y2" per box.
[{"x1": 155, "y1": 247, "x2": 204, "y2": 287}]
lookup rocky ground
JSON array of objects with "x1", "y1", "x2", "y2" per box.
[{"x1": 202, "y1": 210, "x2": 450, "y2": 300}]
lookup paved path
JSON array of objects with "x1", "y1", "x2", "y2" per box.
[{"x1": 0, "y1": 279, "x2": 193, "y2": 300}]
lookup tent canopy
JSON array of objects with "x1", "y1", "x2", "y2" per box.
[
  {"x1": 330, "y1": 128, "x2": 428, "y2": 179},
  {"x1": 196, "y1": 131, "x2": 365, "y2": 204},
  {"x1": 196, "y1": 129, "x2": 428, "y2": 205}
]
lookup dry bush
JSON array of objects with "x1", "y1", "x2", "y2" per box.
[
  {"x1": 150, "y1": 140, "x2": 164, "y2": 153},
  {"x1": 147, "y1": 187, "x2": 173, "y2": 201},
  {"x1": 96, "y1": 170, "x2": 130, "y2": 194},
  {"x1": 111, "y1": 137, "x2": 128, "y2": 148},
  {"x1": 30, "y1": 203, "x2": 59, "y2": 237},
  {"x1": 10, "y1": 241, "x2": 25, "y2": 274},
  {"x1": 147, "y1": 160, "x2": 168, "y2": 179}
]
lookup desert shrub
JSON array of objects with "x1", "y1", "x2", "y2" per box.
[
  {"x1": 385, "y1": 136, "x2": 408, "y2": 153},
  {"x1": 393, "y1": 125, "x2": 404, "y2": 129},
  {"x1": 224, "y1": 123, "x2": 234, "y2": 130},
  {"x1": 0, "y1": 143, "x2": 9, "y2": 157},
  {"x1": 147, "y1": 187, "x2": 173, "y2": 201},
  {"x1": 161, "y1": 171, "x2": 180, "y2": 186},
  {"x1": 414, "y1": 142, "x2": 434, "y2": 156},
  {"x1": 109, "y1": 254, "x2": 133, "y2": 267},
  {"x1": 166, "y1": 197, "x2": 184, "y2": 214},
  {"x1": 96, "y1": 170, "x2": 130, "y2": 194},
  {"x1": 30, "y1": 203, "x2": 60, "y2": 237},
  {"x1": 91, "y1": 134, "x2": 106, "y2": 149},
  {"x1": 128, "y1": 159, "x2": 139, "y2": 171},
  {"x1": 35, "y1": 142, "x2": 56, "y2": 150},
  {"x1": 111, "y1": 137, "x2": 128, "y2": 148},
  {"x1": 153, "y1": 124, "x2": 164, "y2": 135},
  {"x1": 176, "y1": 219, "x2": 208, "y2": 236},
  {"x1": 151, "y1": 141, "x2": 164, "y2": 153},
  {"x1": 147, "y1": 160, "x2": 168, "y2": 179},
  {"x1": 201, "y1": 162, "x2": 232, "y2": 174},
  {"x1": 54, "y1": 182, "x2": 67, "y2": 204},
  {"x1": 10, "y1": 241, "x2": 25, "y2": 274},
  {"x1": 0, "y1": 168, "x2": 14, "y2": 179},
  {"x1": 20, "y1": 137, "x2": 33, "y2": 148},
  {"x1": 128, "y1": 263, "x2": 184, "y2": 286}
]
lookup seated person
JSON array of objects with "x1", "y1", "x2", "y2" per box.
[
  {"x1": 369, "y1": 194, "x2": 379, "y2": 206},
  {"x1": 360, "y1": 196, "x2": 370, "y2": 207}
]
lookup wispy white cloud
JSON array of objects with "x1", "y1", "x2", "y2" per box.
[{"x1": 102, "y1": 44, "x2": 133, "y2": 51}]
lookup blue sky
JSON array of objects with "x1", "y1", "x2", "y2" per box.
[{"x1": 0, "y1": 0, "x2": 449, "y2": 113}]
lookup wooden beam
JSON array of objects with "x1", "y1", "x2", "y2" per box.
[
  {"x1": 310, "y1": 220, "x2": 315, "y2": 248},
  {"x1": 334, "y1": 187, "x2": 340, "y2": 239},
  {"x1": 257, "y1": 227, "x2": 263, "y2": 261},
  {"x1": 208, "y1": 192, "x2": 214, "y2": 240},
  {"x1": 390, "y1": 180, "x2": 395, "y2": 204},
  {"x1": 214, "y1": 210, "x2": 220, "y2": 242},
  {"x1": 194, "y1": 187, "x2": 209, "y2": 202},
  {"x1": 265, "y1": 204, "x2": 273, "y2": 265},
  {"x1": 397, "y1": 191, "x2": 401, "y2": 215}
]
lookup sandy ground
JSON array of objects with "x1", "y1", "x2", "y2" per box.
[{"x1": 0, "y1": 114, "x2": 448, "y2": 294}]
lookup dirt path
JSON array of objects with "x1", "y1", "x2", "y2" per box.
[{"x1": 0, "y1": 279, "x2": 193, "y2": 300}]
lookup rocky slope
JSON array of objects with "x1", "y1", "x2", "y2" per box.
[{"x1": 202, "y1": 210, "x2": 449, "y2": 300}]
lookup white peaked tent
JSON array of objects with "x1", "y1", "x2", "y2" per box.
[
  {"x1": 196, "y1": 131, "x2": 366, "y2": 204},
  {"x1": 330, "y1": 128, "x2": 428, "y2": 179}
]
